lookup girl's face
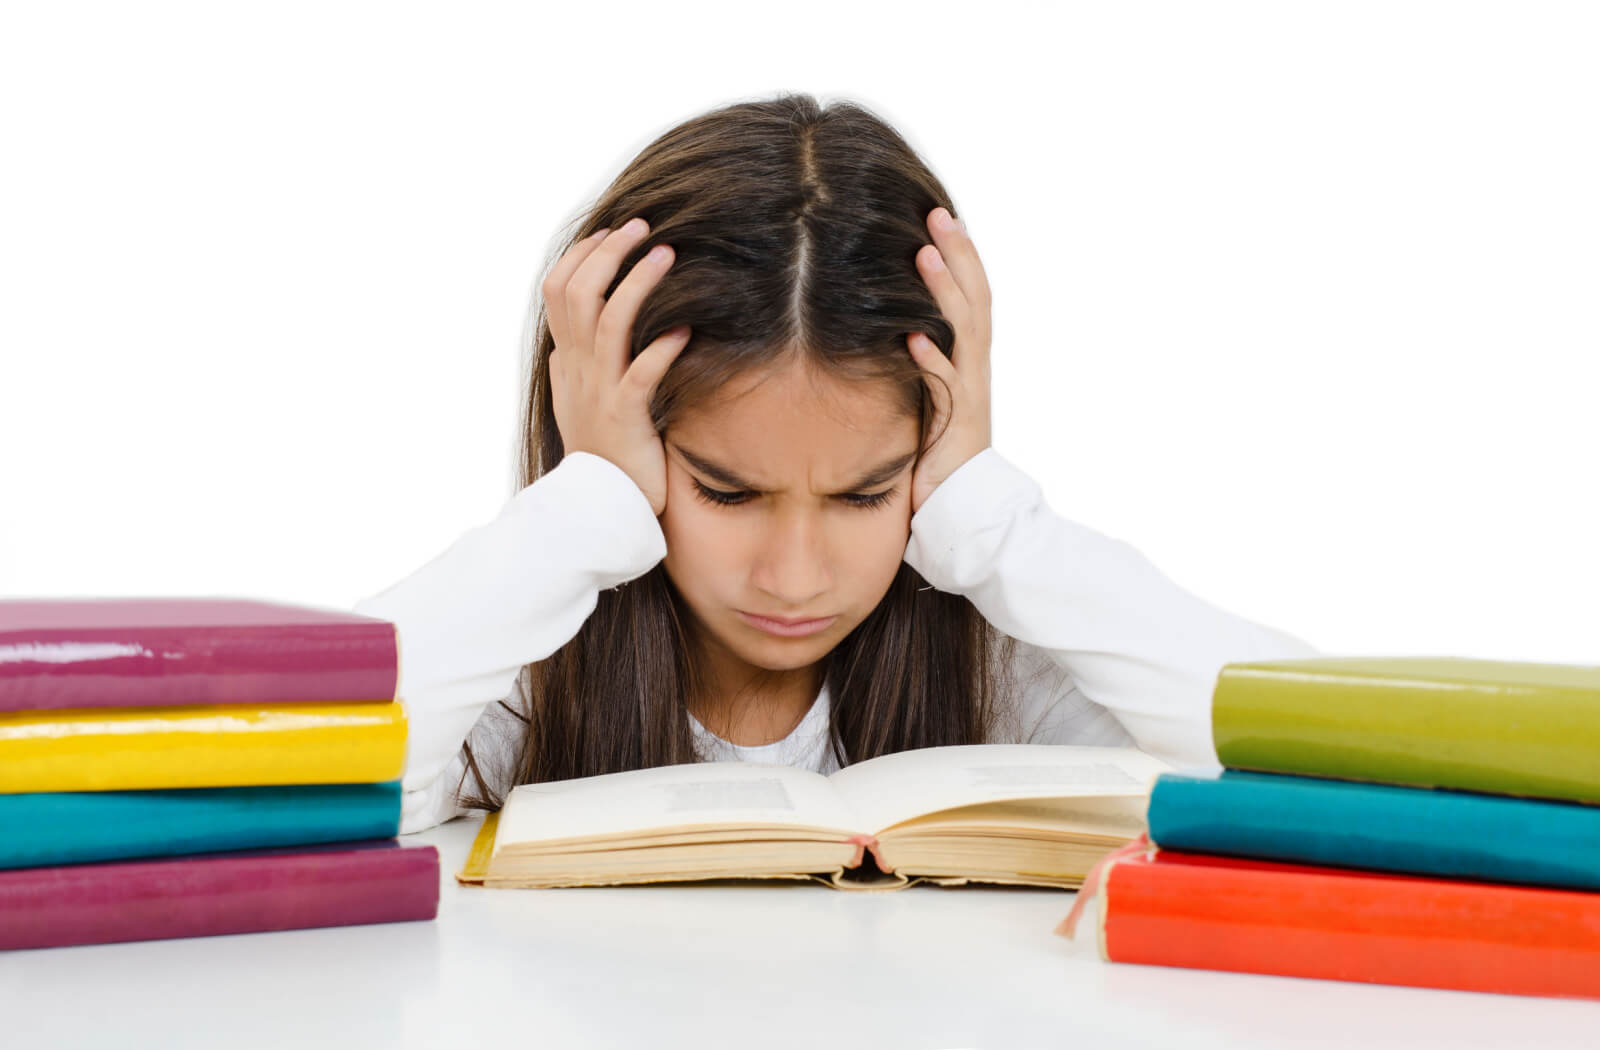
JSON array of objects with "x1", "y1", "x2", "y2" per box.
[{"x1": 659, "y1": 360, "x2": 920, "y2": 691}]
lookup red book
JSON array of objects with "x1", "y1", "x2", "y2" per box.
[
  {"x1": 0, "y1": 839, "x2": 439, "y2": 950},
  {"x1": 0, "y1": 597, "x2": 398, "y2": 713},
  {"x1": 1057, "y1": 843, "x2": 1600, "y2": 1001}
]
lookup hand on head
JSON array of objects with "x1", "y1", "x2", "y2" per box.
[
  {"x1": 546, "y1": 216, "x2": 688, "y2": 516},
  {"x1": 905, "y1": 206, "x2": 994, "y2": 515},
  {"x1": 545, "y1": 205, "x2": 995, "y2": 520}
]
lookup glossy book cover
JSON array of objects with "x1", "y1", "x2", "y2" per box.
[
  {"x1": 1062, "y1": 845, "x2": 1600, "y2": 1001},
  {"x1": 0, "y1": 597, "x2": 399, "y2": 713},
  {"x1": 0, "y1": 780, "x2": 404, "y2": 869},
  {"x1": 1211, "y1": 656, "x2": 1600, "y2": 804},
  {"x1": 0, "y1": 838, "x2": 440, "y2": 950},
  {"x1": 1146, "y1": 769, "x2": 1600, "y2": 892},
  {"x1": 0, "y1": 700, "x2": 407, "y2": 792}
]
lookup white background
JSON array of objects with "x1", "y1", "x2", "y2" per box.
[{"x1": 2, "y1": 1, "x2": 1595, "y2": 663}]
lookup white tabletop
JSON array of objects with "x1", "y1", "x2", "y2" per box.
[{"x1": 4, "y1": 812, "x2": 1596, "y2": 1049}]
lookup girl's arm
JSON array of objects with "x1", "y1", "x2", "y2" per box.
[
  {"x1": 903, "y1": 447, "x2": 1319, "y2": 770},
  {"x1": 352, "y1": 451, "x2": 666, "y2": 834}
]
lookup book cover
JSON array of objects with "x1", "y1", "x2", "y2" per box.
[
  {"x1": 0, "y1": 700, "x2": 407, "y2": 792},
  {"x1": 1147, "y1": 769, "x2": 1600, "y2": 892},
  {"x1": 0, "y1": 597, "x2": 398, "y2": 713},
  {"x1": 0, "y1": 838, "x2": 440, "y2": 950},
  {"x1": 1058, "y1": 845, "x2": 1600, "y2": 1001},
  {"x1": 0, "y1": 780, "x2": 403, "y2": 869},
  {"x1": 1211, "y1": 656, "x2": 1600, "y2": 803}
]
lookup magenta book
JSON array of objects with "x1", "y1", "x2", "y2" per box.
[
  {"x1": 0, "y1": 597, "x2": 398, "y2": 713},
  {"x1": 0, "y1": 839, "x2": 440, "y2": 950}
]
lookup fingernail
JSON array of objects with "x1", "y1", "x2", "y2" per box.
[{"x1": 625, "y1": 217, "x2": 648, "y2": 235}]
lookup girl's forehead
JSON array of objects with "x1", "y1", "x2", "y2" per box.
[
  {"x1": 667, "y1": 368, "x2": 919, "y2": 489},
  {"x1": 684, "y1": 361, "x2": 907, "y2": 431},
  {"x1": 673, "y1": 391, "x2": 913, "y2": 455}
]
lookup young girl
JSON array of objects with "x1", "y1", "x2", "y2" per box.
[{"x1": 353, "y1": 94, "x2": 1320, "y2": 836}]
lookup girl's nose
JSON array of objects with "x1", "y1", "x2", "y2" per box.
[{"x1": 752, "y1": 513, "x2": 832, "y2": 606}]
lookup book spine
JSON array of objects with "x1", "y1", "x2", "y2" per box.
[
  {"x1": 1146, "y1": 771, "x2": 1600, "y2": 892},
  {"x1": 0, "y1": 620, "x2": 398, "y2": 713},
  {"x1": 0, "y1": 781, "x2": 404, "y2": 869},
  {"x1": 1101, "y1": 850, "x2": 1600, "y2": 1000},
  {"x1": 1210, "y1": 664, "x2": 1600, "y2": 803},
  {"x1": 0, "y1": 701, "x2": 407, "y2": 792},
  {"x1": 0, "y1": 841, "x2": 440, "y2": 950}
]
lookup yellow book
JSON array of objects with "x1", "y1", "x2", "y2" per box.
[{"x1": 0, "y1": 701, "x2": 407, "y2": 792}]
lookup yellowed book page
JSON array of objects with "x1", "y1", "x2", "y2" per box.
[
  {"x1": 825, "y1": 743, "x2": 1170, "y2": 833},
  {"x1": 494, "y1": 760, "x2": 863, "y2": 855},
  {"x1": 883, "y1": 795, "x2": 1148, "y2": 838}
]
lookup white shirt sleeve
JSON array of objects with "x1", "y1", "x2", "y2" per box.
[
  {"x1": 901, "y1": 447, "x2": 1321, "y2": 771},
  {"x1": 351, "y1": 452, "x2": 667, "y2": 835}
]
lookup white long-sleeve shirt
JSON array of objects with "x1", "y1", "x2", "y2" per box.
[{"x1": 352, "y1": 447, "x2": 1320, "y2": 835}]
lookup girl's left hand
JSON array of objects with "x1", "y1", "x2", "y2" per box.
[{"x1": 906, "y1": 205, "x2": 993, "y2": 516}]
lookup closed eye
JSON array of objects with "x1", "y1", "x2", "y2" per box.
[{"x1": 691, "y1": 480, "x2": 895, "y2": 510}]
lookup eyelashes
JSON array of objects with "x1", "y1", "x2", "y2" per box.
[{"x1": 691, "y1": 480, "x2": 895, "y2": 511}]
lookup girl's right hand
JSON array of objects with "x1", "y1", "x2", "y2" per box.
[{"x1": 546, "y1": 216, "x2": 690, "y2": 517}]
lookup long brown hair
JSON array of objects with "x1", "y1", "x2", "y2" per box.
[{"x1": 458, "y1": 92, "x2": 1017, "y2": 810}]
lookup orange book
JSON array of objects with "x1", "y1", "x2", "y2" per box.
[{"x1": 1056, "y1": 841, "x2": 1600, "y2": 1001}]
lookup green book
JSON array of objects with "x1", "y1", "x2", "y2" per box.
[{"x1": 1211, "y1": 656, "x2": 1600, "y2": 804}]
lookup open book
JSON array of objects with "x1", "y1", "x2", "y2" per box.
[{"x1": 456, "y1": 744, "x2": 1171, "y2": 891}]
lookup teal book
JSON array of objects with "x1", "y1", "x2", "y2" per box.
[
  {"x1": 0, "y1": 780, "x2": 402, "y2": 869},
  {"x1": 1146, "y1": 769, "x2": 1600, "y2": 892}
]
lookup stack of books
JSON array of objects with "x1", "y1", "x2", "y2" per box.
[
  {"x1": 1057, "y1": 656, "x2": 1600, "y2": 1000},
  {"x1": 0, "y1": 597, "x2": 440, "y2": 950}
]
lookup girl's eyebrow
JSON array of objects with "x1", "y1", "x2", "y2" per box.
[{"x1": 669, "y1": 443, "x2": 918, "y2": 493}]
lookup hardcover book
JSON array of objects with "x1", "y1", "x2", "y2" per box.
[
  {"x1": 1056, "y1": 843, "x2": 1600, "y2": 1001},
  {"x1": 0, "y1": 700, "x2": 407, "y2": 792},
  {"x1": 0, "y1": 780, "x2": 404, "y2": 869},
  {"x1": 0, "y1": 838, "x2": 440, "y2": 950},
  {"x1": 1146, "y1": 769, "x2": 1600, "y2": 892},
  {"x1": 0, "y1": 597, "x2": 398, "y2": 713},
  {"x1": 456, "y1": 744, "x2": 1168, "y2": 890},
  {"x1": 1211, "y1": 656, "x2": 1600, "y2": 804}
]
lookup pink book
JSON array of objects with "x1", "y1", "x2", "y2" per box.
[
  {"x1": 0, "y1": 839, "x2": 439, "y2": 950},
  {"x1": 0, "y1": 597, "x2": 398, "y2": 713}
]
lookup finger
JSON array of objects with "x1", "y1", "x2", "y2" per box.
[
  {"x1": 915, "y1": 240, "x2": 983, "y2": 381},
  {"x1": 622, "y1": 325, "x2": 693, "y2": 403},
  {"x1": 596, "y1": 240, "x2": 678, "y2": 379},
  {"x1": 915, "y1": 241, "x2": 970, "y2": 340},
  {"x1": 928, "y1": 209, "x2": 985, "y2": 364},
  {"x1": 906, "y1": 329, "x2": 958, "y2": 383},
  {"x1": 566, "y1": 216, "x2": 654, "y2": 362},
  {"x1": 926, "y1": 207, "x2": 991, "y2": 317},
  {"x1": 906, "y1": 332, "x2": 957, "y2": 421},
  {"x1": 543, "y1": 228, "x2": 611, "y2": 354}
]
